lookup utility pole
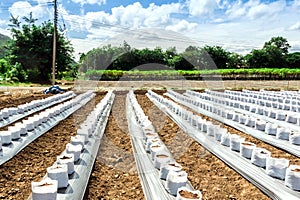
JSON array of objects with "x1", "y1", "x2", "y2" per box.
[{"x1": 52, "y1": 0, "x2": 57, "y2": 85}]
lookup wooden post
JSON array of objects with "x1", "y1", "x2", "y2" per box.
[{"x1": 52, "y1": 0, "x2": 57, "y2": 85}]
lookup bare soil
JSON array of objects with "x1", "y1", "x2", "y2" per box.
[
  {"x1": 0, "y1": 92, "x2": 104, "y2": 199},
  {"x1": 86, "y1": 94, "x2": 144, "y2": 200},
  {"x1": 136, "y1": 93, "x2": 271, "y2": 200}
]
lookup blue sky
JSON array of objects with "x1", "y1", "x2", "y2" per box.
[{"x1": 0, "y1": 0, "x2": 299, "y2": 60}]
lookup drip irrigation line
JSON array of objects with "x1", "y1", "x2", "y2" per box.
[{"x1": 147, "y1": 90, "x2": 300, "y2": 200}]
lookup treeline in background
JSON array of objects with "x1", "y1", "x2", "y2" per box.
[{"x1": 0, "y1": 12, "x2": 300, "y2": 83}]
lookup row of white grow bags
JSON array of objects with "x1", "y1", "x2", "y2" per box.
[
  {"x1": 225, "y1": 89, "x2": 300, "y2": 102},
  {"x1": 127, "y1": 91, "x2": 201, "y2": 200},
  {"x1": 147, "y1": 90, "x2": 300, "y2": 199},
  {"x1": 186, "y1": 91, "x2": 300, "y2": 141},
  {"x1": 0, "y1": 91, "x2": 75, "y2": 128},
  {"x1": 221, "y1": 90, "x2": 300, "y2": 111},
  {"x1": 185, "y1": 90, "x2": 300, "y2": 145},
  {"x1": 168, "y1": 90, "x2": 300, "y2": 158},
  {"x1": 0, "y1": 91, "x2": 95, "y2": 166},
  {"x1": 194, "y1": 89, "x2": 300, "y2": 115},
  {"x1": 30, "y1": 90, "x2": 115, "y2": 200},
  {"x1": 166, "y1": 90, "x2": 300, "y2": 183}
]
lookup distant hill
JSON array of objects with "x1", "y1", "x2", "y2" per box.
[{"x1": 0, "y1": 33, "x2": 11, "y2": 58}]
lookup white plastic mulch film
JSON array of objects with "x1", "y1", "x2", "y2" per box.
[{"x1": 147, "y1": 90, "x2": 300, "y2": 199}]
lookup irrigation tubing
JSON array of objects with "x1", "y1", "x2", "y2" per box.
[{"x1": 147, "y1": 90, "x2": 300, "y2": 200}]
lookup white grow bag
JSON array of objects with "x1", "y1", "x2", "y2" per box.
[
  {"x1": 251, "y1": 148, "x2": 271, "y2": 168},
  {"x1": 31, "y1": 178, "x2": 58, "y2": 200},
  {"x1": 266, "y1": 157, "x2": 289, "y2": 180},
  {"x1": 166, "y1": 170, "x2": 188, "y2": 195},
  {"x1": 285, "y1": 165, "x2": 300, "y2": 191}
]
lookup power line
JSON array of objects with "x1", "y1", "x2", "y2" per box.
[{"x1": 57, "y1": 12, "x2": 261, "y2": 50}]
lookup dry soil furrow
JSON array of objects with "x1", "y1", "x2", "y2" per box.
[
  {"x1": 0, "y1": 92, "x2": 104, "y2": 200},
  {"x1": 136, "y1": 93, "x2": 270, "y2": 200},
  {"x1": 86, "y1": 94, "x2": 145, "y2": 200}
]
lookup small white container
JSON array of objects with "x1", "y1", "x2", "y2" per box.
[
  {"x1": 232, "y1": 113, "x2": 239, "y2": 122},
  {"x1": 214, "y1": 128, "x2": 227, "y2": 142},
  {"x1": 7, "y1": 126, "x2": 21, "y2": 140},
  {"x1": 0, "y1": 131, "x2": 12, "y2": 145},
  {"x1": 150, "y1": 144, "x2": 165, "y2": 160},
  {"x1": 289, "y1": 131, "x2": 300, "y2": 145},
  {"x1": 144, "y1": 132, "x2": 159, "y2": 144},
  {"x1": 80, "y1": 124, "x2": 93, "y2": 137},
  {"x1": 22, "y1": 120, "x2": 35, "y2": 132},
  {"x1": 255, "y1": 107, "x2": 264, "y2": 115},
  {"x1": 239, "y1": 115, "x2": 247, "y2": 124},
  {"x1": 266, "y1": 157, "x2": 289, "y2": 180},
  {"x1": 230, "y1": 134, "x2": 245, "y2": 152},
  {"x1": 286, "y1": 114, "x2": 297, "y2": 124},
  {"x1": 66, "y1": 143, "x2": 82, "y2": 162},
  {"x1": 276, "y1": 127, "x2": 290, "y2": 141},
  {"x1": 31, "y1": 178, "x2": 58, "y2": 200},
  {"x1": 14, "y1": 122, "x2": 27, "y2": 136},
  {"x1": 265, "y1": 123, "x2": 277, "y2": 135},
  {"x1": 70, "y1": 135, "x2": 85, "y2": 149},
  {"x1": 284, "y1": 165, "x2": 300, "y2": 191},
  {"x1": 166, "y1": 170, "x2": 188, "y2": 195},
  {"x1": 154, "y1": 152, "x2": 171, "y2": 169},
  {"x1": 47, "y1": 164, "x2": 69, "y2": 188},
  {"x1": 220, "y1": 132, "x2": 231, "y2": 146},
  {"x1": 77, "y1": 129, "x2": 89, "y2": 143},
  {"x1": 1, "y1": 109, "x2": 9, "y2": 119},
  {"x1": 146, "y1": 139, "x2": 160, "y2": 153},
  {"x1": 255, "y1": 120, "x2": 266, "y2": 131},
  {"x1": 176, "y1": 187, "x2": 202, "y2": 200},
  {"x1": 275, "y1": 111, "x2": 286, "y2": 121},
  {"x1": 57, "y1": 154, "x2": 75, "y2": 175},
  {"x1": 240, "y1": 142, "x2": 256, "y2": 159},
  {"x1": 245, "y1": 117, "x2": 255, "y2": 128},
  {"x1": 159, "y1": 162, "x2": 182, "y2": 180},
  {"x1": 207, "y1": 124, "x2": 217, "y2": 137}
]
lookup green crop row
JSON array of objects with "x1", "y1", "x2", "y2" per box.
[{"x1": 84, "y1": 68, "x2": 300, "y2": 80}]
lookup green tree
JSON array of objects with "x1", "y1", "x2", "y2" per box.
[
  {"x1": 8, "y1": 13, "x2": 75, "y2": 83},
  {"x1": 286, "y1": 52, "x2": 300, "y2": 68},
  {"x1": 203, "y1": 45, "x2": 230, "y2": 69},
  {"x1": 245, "y1": 49, "x2": 270, "y2": 68},
  {"x1": 263, "y1": 36, "x2": 291, "y2": 55}
]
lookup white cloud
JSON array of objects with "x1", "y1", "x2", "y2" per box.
[
  {"x1": 247, "y1": 0, "x2": 286, "y2": 20},
  {"x1": 166, "y1": 20, "x2": 197, "y2": 32},
  {"x1": 225, "y1": 0, "x2": 247, "y2": 19},
  {"x1": 9, "y1": 1, "x2": 51, "y2": 20},
  {"x1": 294, "y1": 0, "x2": 300, "y2": 7},
  {"x1": 288, "y1": 22, "x2": 300, "y2": 31},
  {"x1": 188, "y1": 0, "x2": 218, "y2": 17},
  {"x1": 71, "y1": 0, "x2": 106, "y2": 6}
]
